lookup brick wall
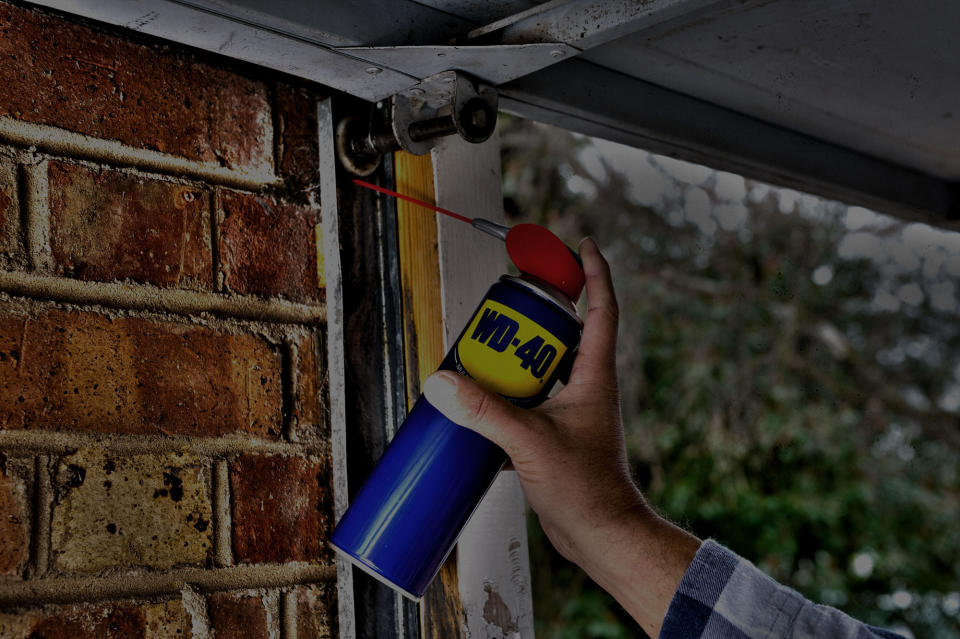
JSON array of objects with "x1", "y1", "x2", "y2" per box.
[{"x1": 0, "y1": 2, "x2": 337, "y2": 637}]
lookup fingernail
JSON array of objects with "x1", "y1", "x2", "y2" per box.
[
  {"x1": 578, "y1": 236, "x2": 596, "y2": 251},
  {"x1": 424, "y1": 371, "x2": 458, "y2": 395},
  {"x1": 434, "y1": 371, "x2": 458, "y2": 386}
]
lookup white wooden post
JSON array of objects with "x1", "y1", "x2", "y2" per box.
[
  {"x1": 318, "y1": 98, "x2": 357, "y2": 639},
  {"x1": 432, "y1": 132, "x2": 536, "y2": 639}
]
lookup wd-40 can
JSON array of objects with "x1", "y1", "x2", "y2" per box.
[{"x1": 330, "y1": 272, "x2": 583, "y2": 599}]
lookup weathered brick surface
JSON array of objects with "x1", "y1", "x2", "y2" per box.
[
  {"x1": 0, "y1": 599, "x2": 192, "y2": 638},
  {"x1": 207, "y1": 592, "x2": 269, "y2": 639},
  {"x1": 296, "y1": 585, "x2": 337, "y2": 639},
  {"x1": 0, "y1": 610, "x2": 35, "y2": 637},
  {"x1": 219, "y1": 192, "x2": 319, "y2": 301},
  {"x1": 0, "y1": 453, "x2": 29, "y2": 576},
  {"x1": 0, "y1": 5, "x2": 335, "y2": 633},
  {"x1": 48, "y1": 162, "x2": 212, "y2": 289},
  {"x1": 0, "y1": 308, "x2": 282, "y2": 438},
  {"x1": 276, "y1": 83, "x2": 321, "y2": 194},
  {"x1": 289, "y1": 332, "x2": 326, "y2": 442},
  {"x1": 0, "y1": 2, "x2": 272, "y2": 173},
  {"x1": 230, "y1": 454, "x2": 332, "y2": 564},
  {"x1": 0, "y1": 154, "x2": 19, "y2": 266},
  {"x1": 51, "y1": 449, "x2": 212, "y2": 572}
]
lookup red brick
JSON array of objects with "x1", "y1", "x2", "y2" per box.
[
  {"x1": 208, "y1": 592, "x2": 270, "y2": 639},
  {"x1": 0, "y1": 599, "x2": 192, "y2": 639},
  {"x1": 48, "y1": 162, "x2": 212, "y2": 289},
  {"x1": 276, "y1": 83, "x2": 321, "y2": 194},
  {"x1": 0, "y1": 453, "x2": 29, "y2": 576},
  {"x1": 26, "y1": 605, "x2": 144, "y2": 639},
  {"x1": 289, "y1": 332, "x2": 326, "y2": 442},
  {"x1": 219, "y1": 192, "x2": 319, "y2": 301},
  {"x1": 230, "y1": 454, "x2": 333, "y2": 564},
  {"x1": 0, "y1": 308, "x2": 282, "y2": 437},
  {"x1": 0, "y1": 154, "x2": 19, "y2": 264},
  {"x1": 296, "y1": 585, "x2": 337, "y2": 639},
  {"x1": 0, "y1": 3, "x2": 272, "y2": 173}
]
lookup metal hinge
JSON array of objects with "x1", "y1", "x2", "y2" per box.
[{"x1": 336, "y1": 70, "x2": 498, "y2": 176}]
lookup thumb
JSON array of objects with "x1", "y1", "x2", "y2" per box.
[{"x1": 423, "y1": 371, "x2": 531, "y2": 457}]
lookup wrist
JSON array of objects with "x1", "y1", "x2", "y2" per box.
[
  {"x1": 543, "y1": 484, "x2": 646, "y2": 566},
  {"x1": 574, "y1": 503, "x2": 701, "y2": 638}
]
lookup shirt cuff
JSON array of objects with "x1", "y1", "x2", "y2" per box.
[
  {"x1": 658, "y1": 539, "x2": 804, "y2": 639},
  {"x1": 658, "y1": 539, "x2": 906, "y2": 639}
]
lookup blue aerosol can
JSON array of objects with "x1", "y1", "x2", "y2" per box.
[{"x1": 331, "y1": 181, "x2": 585, "y2": 599}]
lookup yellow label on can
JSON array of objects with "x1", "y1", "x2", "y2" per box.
[{"x1": 457, "y1": 300, "x2": 568, "y2": 398}]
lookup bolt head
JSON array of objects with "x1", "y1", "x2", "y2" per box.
[
  {"x1": 459, "y1": 98, "x2": 495, "y2": 142},
  {"x1": 365, "y1": 67, "x2": 382, "y2": 74},
  {"x1": 550, "y1": 49, "x2": 564, "y2": 58}
]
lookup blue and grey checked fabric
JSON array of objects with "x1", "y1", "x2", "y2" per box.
[{"x1": 659, "y1": 540, "x2": 906, "y2": 639}]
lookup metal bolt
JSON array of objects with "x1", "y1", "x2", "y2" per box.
[
  {"x1": 408, "y1": 116, "x2": 458, "y2": 142},
  {"x1": 365, "y1": 67, "x2": 382, "y2": 74},
  {"x1": 550, "y1": 49, "x2": 565, "y2": 58}
]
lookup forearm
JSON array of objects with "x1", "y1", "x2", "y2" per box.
[{"x1": 570, "y1": 502, "x2": 701, "y2": 638}]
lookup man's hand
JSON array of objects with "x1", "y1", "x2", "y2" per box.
[{"x1": 423, "y1": 237, "x2": 701, "y2": 637}]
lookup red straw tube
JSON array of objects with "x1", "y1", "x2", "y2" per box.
[{"x1": 353, "y1": 179, "x2": 473, "y2": 224}]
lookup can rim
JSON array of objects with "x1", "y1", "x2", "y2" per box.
[
  {"x1": 501, "y1": 275, "x2": 583, "y2": 325},
  {"x1": 328, "y1": 540, "x2": 423, "y2": 601}
]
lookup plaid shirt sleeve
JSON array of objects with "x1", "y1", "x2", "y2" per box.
[{"x1": 659, "y1": 540, "x2": 907, "y2": 639}]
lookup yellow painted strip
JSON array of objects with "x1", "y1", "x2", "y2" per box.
[
  {"x1": 394, "y1": 150, "x2": 469, "y2": 636},
  {"x1": 394, "y1": 151, "x2": 445, "y2": 410}
]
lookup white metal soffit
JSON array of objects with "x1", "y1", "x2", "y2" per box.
[{"x1": 29, "y1": 0, "x2": 960, "y2": 225}]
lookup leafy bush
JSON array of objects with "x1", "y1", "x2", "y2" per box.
[{"x1": 501, "y1": 115, "x2": 960, "y2": 639}]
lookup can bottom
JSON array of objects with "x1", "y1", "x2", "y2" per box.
[{"x1": 327, "y1": 540, "x2": 423, "y2": 602}]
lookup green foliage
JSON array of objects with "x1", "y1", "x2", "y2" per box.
[{"x1": 501, "y1": 115, "x2": 960, "y2": 638}]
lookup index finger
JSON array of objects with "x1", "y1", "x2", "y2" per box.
[{"x1": 568, "y1": 237, "x2": 619, "y2": 386}]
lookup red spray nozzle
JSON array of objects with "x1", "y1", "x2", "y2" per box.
[
  {"x1": 352, "y1": 179, "x2": 585, "y2": 301},
  {"x1": 505, "y1": 224, "x2": 584, "y2": 301}
]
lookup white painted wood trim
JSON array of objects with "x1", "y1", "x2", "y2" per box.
[
  {"x1": 318, "y1": 98, "x2": 356, "y2": 639},
  {"x1": 432, "y1": 133, "x2": 535, "y2": 639}
]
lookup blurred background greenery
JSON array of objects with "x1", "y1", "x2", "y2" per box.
[{"x1": 498, "y1": 115, "x2": 960, "y2": 639}]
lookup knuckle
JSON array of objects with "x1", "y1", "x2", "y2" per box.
[
  {"x1": 605, "y1": 300, "x2": 620, "y2": 321},
  {"x1": 599, "y1": 258, "x2": 613, "y2": 277},
  {"x1": 589, "y1": 297, "x2": 619, "y2": 319},
  {"x1": 593, "y1": 303, "x2": 619, "y2": 326},
  {"x1": 466, "y1": 390, "x2": 494, "y2": 426}
]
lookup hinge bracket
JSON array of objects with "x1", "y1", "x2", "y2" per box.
[{"x1": 336, "y1": 70, "x2": 498, "y2": 176}]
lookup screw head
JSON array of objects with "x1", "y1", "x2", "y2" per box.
[
  {"x1": 365, "y1": 66, "x2": 382, "y2": 74},
  {"x1": 550, "y1": 49, "x2": 564, "y2": 58}
]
